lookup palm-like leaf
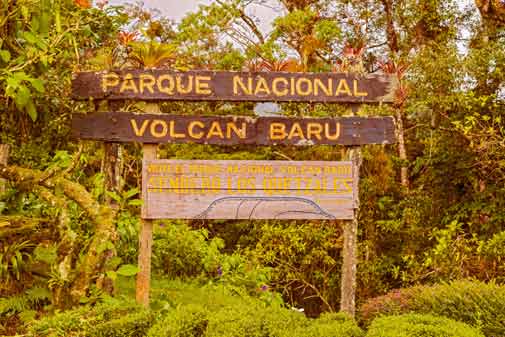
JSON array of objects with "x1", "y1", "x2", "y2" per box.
[{"x1": 128, "y1": 42, "x2": 177, "y2": 69}]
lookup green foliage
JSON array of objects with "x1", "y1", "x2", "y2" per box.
[
  {"x1": 27, "y1": 298, "x2": 153, "y2": 337},
  {"x1": 360, "y1": 280, "x2": 505, "y2": 337},
  {"x1": 152, "y1": 221, "x2": 225, "y2": 279},
  {"x1": 87, "y1": 310, "x2": 154, "y2": 337},
  {"x1": 0, "y1": 240, "x2": 33, "y2": 283},
  {"x1": 0, "y1": 286, "x2": 51, "y2": 317},
  {"x1": 244, "y1": 221, "x2": 342, "y2": 316},
  {"x1": 146, "y1": 304, "x2": 208, "y2": 337},
  {"x1": 365, "y1": 314, "x2": 484, "y2": 337},
  {"x1": 147, "y1": 300, "x2": 363, "y2": 337}
]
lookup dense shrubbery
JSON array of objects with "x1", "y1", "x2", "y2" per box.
[
  {"x1": 27, "y1": 298, "x2": 153, "y2": 337},
  {"x1": 147, "y1": 302, "x2": 363, "y2": 337},
  {"x1": 27, "y1": 281, "x2": 363, "y2": 337},
  {"x1": 360, "y1": 280, "x2": 505, "y2": 336},
  {"x1": 365, "y1": 314, "x2": 484, "y2": 337}
]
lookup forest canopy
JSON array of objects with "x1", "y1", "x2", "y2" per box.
[{"x1": 0, "y1": 0, "x2": 504, "y2": 335}]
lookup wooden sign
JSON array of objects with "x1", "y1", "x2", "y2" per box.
[
  {"x1": 72, "y1": 70, "x2": 396, "y2": 103},
  {"x1": 72, "y1": 112, "x2": 396, "y2": 146},
  {"x1": 142, "y1": 160, "x2": 356, "y2": 220}
]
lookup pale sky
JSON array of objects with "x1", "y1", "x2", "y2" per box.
[{"x1": 108, "y1": 0, "x2": 281, "y2": 32}]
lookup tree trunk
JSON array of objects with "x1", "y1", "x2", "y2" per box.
[
  {"x1": 0, "y1": 144, "x2": 9, "y2": 194},
  {"x1": 395, "y1": 108, "x2": 409, "y2": 187},
  {"x1": 0, "y1": 164, "x2": 117, "y2": 305}
]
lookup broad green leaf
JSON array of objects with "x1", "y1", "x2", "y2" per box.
[
  {"x1": 116, "y1": 264, "x2": 139, "y2": 276},
  {"x1": 128, "y1": 199, "x2": 143, "y2": 206},
  {"x1": 14, "y1": 86, "x2": 31, "y2": 108},
  {"x1": 106, "y1": 271, "x2": 117, "y2": 281},
  {"x1": 105, "y1": 191, "x2": 121, "y2": 203},
  {"x1": 123, "y1": 187, "x2": 140, "y2": 200},
  {"x1": 0, "y1": 50, "x2": 10, "y2": 62},
  {"x1": 25, "y1": 100, "x2": 38, "y2": 122},
  {"x1": 30, "y1": 78, "x2": 45, "y2": 93},
  {"x1": 97, "y1": 240, "x2": 115, "y2": 255}
]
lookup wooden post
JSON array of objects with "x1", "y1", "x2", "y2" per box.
[
  {"x1": 340, "y1": 146, "x2": 361, "y2": 317},
  {"x1": 135, "y1": 103, "x2": 159, "y2": 307},
  {"x1": 0, "y1": 145, "x2": 9, "y2": 194}
]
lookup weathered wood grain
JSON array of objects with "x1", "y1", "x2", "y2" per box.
[
  {"x1": 72, "y1": 70, "x2": 396, "y2": 103},
  {"x1": 142, "y1": 160, "x2": 356, "y2": 220},
  {"x1": 71, "y1": 112, "x2": 396, "y2": 146}
]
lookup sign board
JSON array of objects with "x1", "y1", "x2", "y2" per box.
[
  {"x1": 72, "y1": 112, "x2": 396, "y2": 146},
  {"x1": 142, "y1": 160, "x2": 356, "y2": 220},
  {"x1": 72, "y1": 70, "x2": 396, "y2": 103}
]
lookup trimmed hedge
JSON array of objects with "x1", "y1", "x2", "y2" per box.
[
  {"x1": 365, "y1": 314, "x2": 485, "y2": 337},
  {"x1": 28, "y1": 299, "x2": 154, "y2": 337},
  {"x1": 147, "y1": 303, "x2": 364, "y2": 337},
  {"x1": 146, "y1": 304, "x2": 208, "y2": 337},
  {"x1": 360, "y1": 280, "x2": 505, "y2": 336}
]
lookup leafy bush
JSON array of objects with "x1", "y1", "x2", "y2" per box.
[
  {"x1": 28, "y1": 298, "x2": 153, "y2": 337},
  {"x1": 274, "y1": 312, "x2": 364, "y2": 337},
  {"x1": 365, "y1": 314, "x2": 484, "y2": 337},
  {"x1": 147, "y1": 304, "x2": 208, "y2": 337},
  {"x1": 88, "y1": 310, "x2": 154, "y2": 337},
  {"x1": 360, "y1": 280, "x2": 505, "y2": 336},
  {"x1": 152, "y1": 223, "x2": 274, "y2": 299},
  {"x1": 152, "y1": 221, "x2": 224, "y2": 279},
  {"x1": 244, "y1": 221, "x2": 343, "y2": 316},
  {"x1": 147, "y1": 300, "x2": 363, "y2": 337}
]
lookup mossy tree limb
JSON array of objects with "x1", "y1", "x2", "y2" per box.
[{"x1": 0, "y1": 164, "x2": 118, "y2": 305}]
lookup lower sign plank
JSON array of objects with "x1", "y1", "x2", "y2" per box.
[
  {"x1": 142, "y1": 160, "x2": 356, "y2": 220},
  {"x1": 72, "y1": 112, "x2": 396, "y2": 146}
]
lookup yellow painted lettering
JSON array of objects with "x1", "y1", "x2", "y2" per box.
[
  {"x1": 314, "y1": 78, "x2": 332, "y2": 96},
  {"x1": 296, "y1": 78, "x2": 312, "y2": 96},
  {"x1": 139, "y1": 74, "x2": 156, "y2": 94},
  {"x1": 353, "y1": 80, "x2": 368, "y2": 97},
  {"x1": 233, "y1": 76, "x2": 252, "y2": 95},
  {"x1": 272, "y1": 77, "x2": 288, "y2": 96},
  {"x1": 188, "y1": 121, "x2": 205, "y2": 139},
  {"x1": 290, "y1": 77, "x2": 295, "y2": 95},
  {"x1": 270, "y1": 123, "x2": 287, "y2": 140},
  {"x1": 335, "y1": 79, "x2": 352, "y2": 96},
  {"x1": 150, "y1": 119, "x2": 168, "y2": 138},
  {"x1": 195, "y1": 76, "x2": 212, "y2": 94},
  {"x1": 102, "y1": 73, "x2": 119, "y2": 92},
  {"x1": 288, "y1": 122, "x2": 305, "y2": 140},
  {"x1": 119, "y1": 73, "x2": 138, "y2": 93},
  {"x1": 168, "y1": 177, "x2": 180, "y2": 189},
  {"x1": 169, "y1": 121, "x2": 186, "y2": 138},
  {"x1": 130, "y1": 119, "x2": 149, "y2": 137},
  {"x1": 307, "y1": 123, "x2": 323, "y2": 140},
  {"x1": 176, "y1": 75, "x2": 193, "y2": 94},
  {"x1": 157, "y1": 75, "x2": 174, "y2": 95},
  {"x1": 226, "y1": 122, "x2": 246, "y2": 139},
  {"x1": 207, "y1": 121, "x2": 224, "y2": 139},
  {"x1": 254, "y1": 77, "x2": 271, "y2": 95},
  {"x1": 324, "y1": 123, "x2": 340, "y2": 140}
]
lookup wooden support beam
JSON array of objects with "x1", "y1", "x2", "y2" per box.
[
  {"x1": 135, "y1": 103, "x2": 159, "y2": 308},
  {"x1": 340, "y1": 147, "x2": 361, "y2": 317}
]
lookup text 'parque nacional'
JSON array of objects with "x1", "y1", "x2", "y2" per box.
[{"x1": 72, "y1": 70, "x2": 396, "y2": 103}]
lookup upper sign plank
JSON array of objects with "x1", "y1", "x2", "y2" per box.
[{"x1": 72, "y1": 70, "x2": 396, "y2": 103}]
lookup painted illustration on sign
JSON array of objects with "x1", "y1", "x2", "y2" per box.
[{"x1": 142, "y1": 160, "x2": 356, "y2": 220}]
